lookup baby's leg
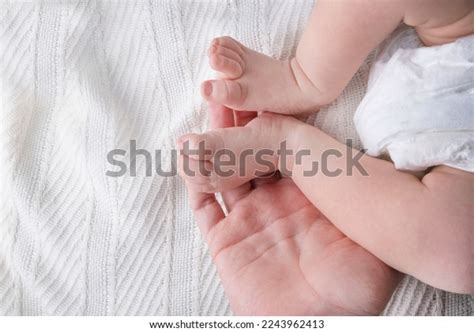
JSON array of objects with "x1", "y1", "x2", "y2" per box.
[
  {"x1": 178, "y1": 114, "x2": 474, "y2": 294},
  {"x1": 408, "y1": 1, "x2": 474, "y2": 46},
  {"x1": 203, "y1": 0, "x2": 473, "y2": 115},
  {"x1": 203, "y1": 0, "x2": 405, "y2": 114}
]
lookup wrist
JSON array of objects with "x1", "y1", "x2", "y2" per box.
[{"x1": 278, "y1": 116, "x2": 312, "y2": 175}]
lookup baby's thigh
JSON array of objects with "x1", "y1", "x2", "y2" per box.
[{"x1": 404, "y1": 0, "x2": 474, "y2": 45}]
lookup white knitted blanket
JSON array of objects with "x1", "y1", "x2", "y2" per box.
[{"x1": 0, "y1": 0, "x2": 472, "y2": 316}]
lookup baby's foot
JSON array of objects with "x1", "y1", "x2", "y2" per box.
[
  {"x1": 202, "y1": 37, "x2": 319, "y2": 114},
  {"x1": 177, "y1": 113, "x2": 300, "y2": 193}
]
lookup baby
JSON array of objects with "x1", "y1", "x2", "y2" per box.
[{"x1": 179, "y1": 0, "x2": 474, "y2": 293}]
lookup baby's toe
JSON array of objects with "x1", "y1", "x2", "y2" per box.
[
  {"x1": 208, "y1": 37, "x2": 246, "y2": 79},
  {"x1": 209, "y1": 51, "x2": 243, "y2": 79},
  {"x1": 201, "y1": 79, "x2": 246, "y2": 108},
  {"x1": 211, "y1": 36, "x2": 245, "y2": 57},
  {"x1": 178, "y1": 156, "x2": 216, "y2": 190}
]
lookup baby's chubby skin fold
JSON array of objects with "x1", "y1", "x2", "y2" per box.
[
  {"x1": 202, "y1": 0, "x2": 474, "y2": 114},
  {"x1": 177, "y1": 113, "x2": 474, "y2": 294}
]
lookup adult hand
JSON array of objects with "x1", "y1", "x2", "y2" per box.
[{"x1": 178, "y1": 105, "x2": 400, "y2": 315}]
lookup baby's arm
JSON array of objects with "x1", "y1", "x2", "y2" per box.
[
  {"x1": 288, "y1": 119, "x2": 474, "y2": 294},
  {"x1": 178, "y1": 114, "x2": 474, "y2": 293}
]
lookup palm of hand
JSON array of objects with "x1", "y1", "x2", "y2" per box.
[{"x1": 206, "y1": 177, "x2": 399, "y2": 315}]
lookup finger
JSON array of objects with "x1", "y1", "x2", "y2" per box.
[
  {"x1": 208, "y1": 103, "x2": 252, "y2": 210},
  {"x1": 208, "y1": 103, "x2": 235, "y2": 129},
  {"x1": 186, "y1": 182, "x2": 225, "y2": 238},
  {"x1": 251, "y1": 171, "x2": 282, "y2": 188},
  {"x1": 234, "y1": 110, "x2": 258, "y2": 127},
  {"x1": 221, "y1": 184, "x2": 252, "y2": 212}
]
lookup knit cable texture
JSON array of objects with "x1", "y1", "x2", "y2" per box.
[{"x1": 0, "y1": 0, "x2": 471, "y2": 316}]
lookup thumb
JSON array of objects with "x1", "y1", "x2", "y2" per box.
[{"x1": 208, "y1": 103, "x2": 235, "y2": 129}]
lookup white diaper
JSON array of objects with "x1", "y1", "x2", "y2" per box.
[{"x1": 354, "y1": 27, "x2": 474, "y2": 172}]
